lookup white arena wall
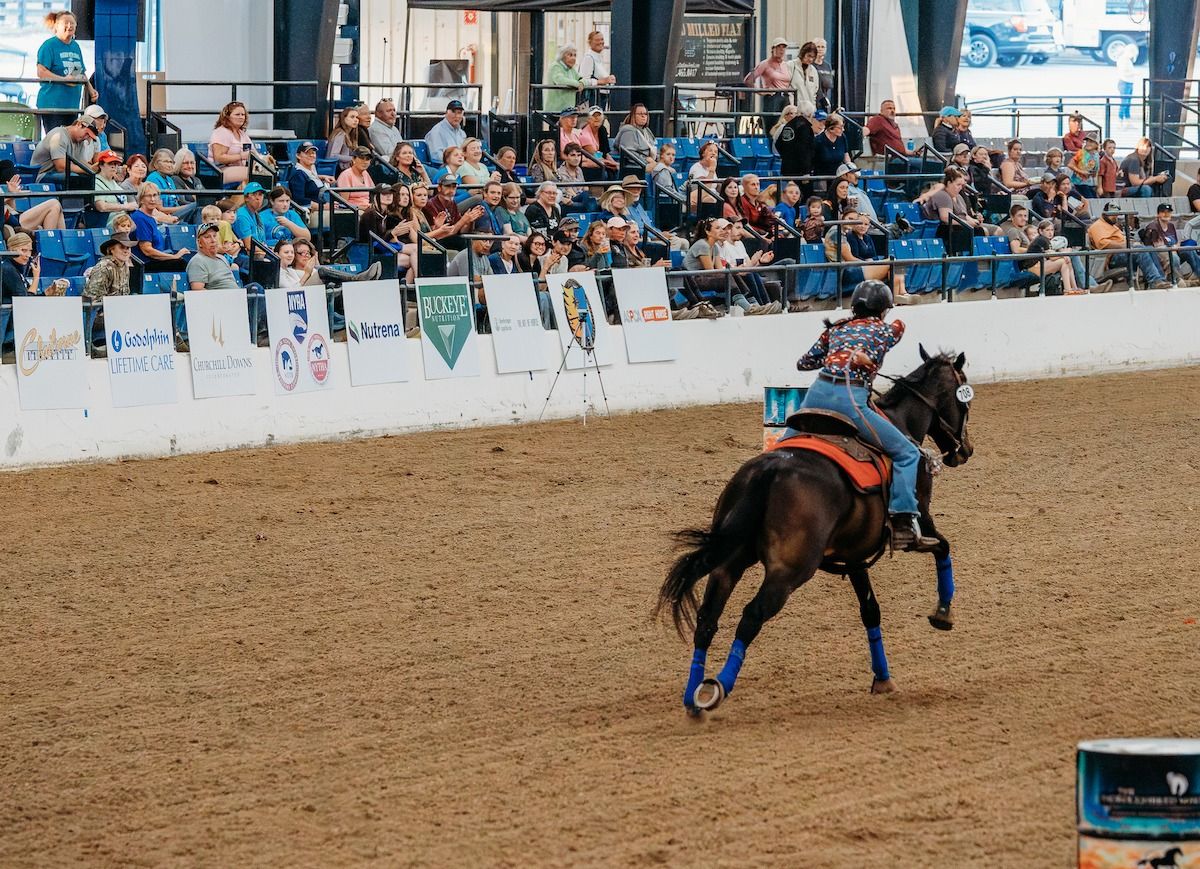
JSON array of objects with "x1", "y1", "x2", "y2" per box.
[{"x1": 1, "y1": 288, "x2": 1198, "y2": 470}]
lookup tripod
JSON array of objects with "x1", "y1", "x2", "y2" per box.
[{"x1": 538, "y1": 337, "x2": 610, "y2": 424}]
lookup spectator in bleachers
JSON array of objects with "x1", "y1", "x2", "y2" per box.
[
  {"x1": 497, "y1": 183, "x2": 530, "y2": 239},
  {"x1": 968, "y1": 146, "x2": 998, "y2": 195},
  {"x1": 291, "y1": 239, "x2": 322, "y2": 286},
  {"x1": 172, "y1": 148, "x2": 202, "y2": 206},
  {"x1": 336, "y1": 147, "x2": 374, "y2": 209},
  {"x1": 2, "y1": 162, "x2": 65, "y2": 232},
  {"x1": 623, "y1": 223, "x2": 669, "y2": 269},
  {"x1": 558, "y1": 217, "x2": 587, "y2": 269},
  {"x1": 83, "y1": 105, "x2": 110, "y2": 152},
  {"x1": 368, "y1": 98, "x2": 402, "y2": 156},
  {"x1": 580, "y1": 107, "x2": 619, "y2": 177},
  {"x1": 772, "y1": 181, "x2": 802, "y2": 227},
  {"x1": 147, "y1": 148, "x2": 196, "y2": 223},
  {"x1": 132, "y1": 183, "x2": 189, "y2": 273},
  {"x1": 446, "y1": 236, "x2": 494, "y2": 280},
  {"x1": 865, "y1": 100, "x2": 911, "y2": 158},
  {"x1": 605, "y1": 217, "x2": 630, "y2": 269},
  {"x1": 517, "y1": 231, "x2": 548, "y2": 273},
  {"x1": 528, "y1": 139, "x2": 559, "y2": 185},
  {"x1": 488, "y1": 234, "x2": 523, "y2": 275},
  {"x1": 1000, "y1": 140, "x2": 1034, "y2": 193},
  {"x1": 555, "y1": 144, "x2": 593, "y2": 211},
  {"x1": 801, "y1": 195, "x2": 825, "y2": 242},
  {"x1": 433, "y1": 146, "x2": 466, "y2": 189},
  {"x1": 1040, "y1": 147, "x2": 1065, "y2": 179},
  {"x1": 35, "y1": 10, "x2": 96, "y2": 135},
  {"x1": 956, "y1": 109, "x2": 977, "y2": 149},
  {"x1": 579, "y1": 30, "x2": 617, "y2": 109},
  {"x1": 1028, "y1": 173, "x2": 1059, "y2": 222},
  {"x1": 744, "y1": 38, "x2": 794, "y2": 121},
  {"x1": 1067, "y1": 136, "x2": 1100, "y2": 199},
  {"x1": 208, "y1": 101, "x2": 253, "y2": 185},
  {"x1": 1000, "y1": 203, "x2": 1032, "y2": 253},
  {"x1": 424, "y1": 100, "x2": 468, "y2": 166},
  {"x1": 187, "y1": 222, "x2": 238, "y2": 290},
  {"x1": 1, "y1": 232, "x2": 39, "y2": 302},
  {"x1": 230, "y1": 181, "x2": 267, "y2": 253},
  {"x1": 1116, "y1": 43, "x2": 1138, "y2": 122},
  {"x1": 1022, "y1": 219, "x2": 1081, "y2": 293},
  {"x1": 812, "y1": 114, "x2": 850, "y2": 188},
  {"x1": 538, "y1": 229, "x2": 574, "y2": 277},
  {"x1": 769, "y1": 105, "x2": 800, "y2": 148},
  {"x1": 458, "y1": 138, "x2": 496, "y2": 188},
  {"x1": 32, "y1": 113, "x2": 99, "y2": 182},
  {"x1": 825, "y1": 210, "x2": 906, "y2": 296},
  {"x1": 473, "y1": 180, "x2": 506, "y2": 237},
  {"x1": 777, "y1": 110, "x2": 823, "y2": 198},
  {"x1": 1097, "y1": 139, "x2": 1119, "y2": 198},
  {"x1": 110, "y1": 212, "x2": 135, "y2": 238},
  {"x1": 545, "y1": 46, "x2": 585, "y2": 113},
  {"x1": 407, "y1": 183, "x2": 449, "y2": 247},
  {"x1": 789, "y1": 42, "x2": 821, "y2": 118},
  {"x1": 736, "y1": 174, "x2": 777, "y2": 236},
  {"x1": 949, "y1": 142, "x2": 971, "y2": 174},
  {"x1": 493, "y1": 147, "x2": 522, "y2": 189},
  {"x1": 83, "y1": 231, "x2": 135, "y2": 299},
  {"x1": 525, "y1": 181, "x2": 563, "y2": 234},
  {"x1": 120, "y1": 153, "x2": 149, "y2": 193},
  {"x1": 613, "y1": 104, "x2": 658, "y2": 172},
  {"x1": 812, "y1": 38, "x2": 833, "y2": 113},
  {"x1": 1063, "y1": 113, "x2": 1086, "y2": 152},
  {"x1": 835, "y1": 164, "x2": 878, "y2": 223},
  {"x1": 1054, "y1": 175, "x2": 1092, "y2": 222},
  {"x1": 557, "y1": 108, "x2": 585, "y2": 154},
  {"x1": 389, "y1": 142, "x2": 431, "y2": 188},
  {"x1": 647, "y1": 141, "x2": 677, "y2": 195},
  {"x1": 618, "y1": 175, "x2": 651, "y2": 232},
  {"x1": 1119, "y1": 138, "x2": 1168, "y2": 198},
  {"x1": 328, "y1": 106, "x2": 372, "y2": 172},
  {"x1": 717, "y1": 177, "x2": 741, "y2": 222},
  {"x1": 261, "y1": 186, "x2": 311, "y2": 243},
  {"x1": 922, "y1": 167, "x2": 983, "y2": 255},
  {"x1": 423, "y1": 176, "x2": 485, "y2": 251},
  {"x1": 715, "y1": 220, "x2": 782, "y2": 313},
  {"x1": 821, "y1": 176, "x2": 852, "y2": 219},
  {"x1": 274, "y1": 240, "x2": 302, "y2": 288},
  {"x1": 931, "y1": 106, "x2": 962, "y2": 154},
  {"x1": 1087, "y1": 202, "x2": 1170, "y2": 289},
  {"x1": 288, "y1": 142, "x2": 333, "y2": 225},
  {"x1": 580, "y1": 220, "x2": 613, "y2": 272},
  {"x1": 1140, "y1": 202, "x2": 1200, "y2": 285},
  {"x1": 688, "y1": 140, "x2": 721, "y2": 210},
  {"x1": 93, "y1": 149, "x2": 136, "y2": 227}
]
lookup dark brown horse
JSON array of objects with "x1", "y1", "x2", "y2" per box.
[{"x1": 656, "y1": 347, "x2": 974, "y2": 715}]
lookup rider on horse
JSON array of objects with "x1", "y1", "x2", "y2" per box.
[{"x1": 795, "y1": 280, "x2": 939, "y2": 552}]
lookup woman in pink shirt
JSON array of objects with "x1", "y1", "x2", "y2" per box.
[
  {"x1": 744, "y1": 38, "x2": 794, "y2": 121},
  {"x1": 336, "y1": 147, "x2": 374, "y2": 208},
  {"x1": 208, "y1": 101, "x2": 254, "y2": 185}
]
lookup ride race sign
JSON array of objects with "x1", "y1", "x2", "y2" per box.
[
  {"x1": 415, "y1": 276, "x2": 480, "y2": 380},
  {"x1": 611, "y1": 267, "x2": 677, "y2": 364},
  {"x1": 266, "y1": 286, "x2": 334, "y2": 395}
]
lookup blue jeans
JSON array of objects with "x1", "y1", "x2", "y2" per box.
[
  {"x1": 1118, "y1": 80, "x2": 1133, "y2": 120},
  {"x1": 1128, "y1": 184, "x2": 1154, "y2": 198},
  {"x1": 537, "y1": 289, "x2": 555, "y2": 329},
  {"x1": 799, "y1": 378, "x2": 922, "y2": 515},
  {"x1": 1129, "y1": 248, "x2": 1164, "y2": 282}
]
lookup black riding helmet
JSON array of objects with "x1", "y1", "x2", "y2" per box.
[{"x1": 850, "y1": 280, "x2": 893, "y2": 318}]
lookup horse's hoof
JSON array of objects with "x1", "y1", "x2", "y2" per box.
[
  {"x1": 693, "y1": 678, "x2": 726, "y2": 711},
  {"x1": 928, "y1": 603, "x2": 954, "y2": 631},
  {"x1": 685, "y1": 705, "x2": 703, "y2": 719},
  {"x1": 871, "y1": 677, "x2": 897, "y2": 694}
]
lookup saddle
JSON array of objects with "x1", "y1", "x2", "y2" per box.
[{"x1": 770, "y1": 409, "x2": 892, "y2": 494}]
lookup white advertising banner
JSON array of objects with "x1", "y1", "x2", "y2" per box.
[
  {"x1": 481, "y1": 272, "x2": 549, "y2": 374},
  {"x1": 12, "y1": 296, "x2": 88, "y2": 410},
  {"x1": 342, "y1": 280, "x2": 411, "y2": 387},
  {"x1": 611, "y1": 267, "x2": 678, "y2": 364},
  {"x1": 545, "y1": 271, "x2": 615, "y2": 370},
  {"x1": 102, "y1": 294, "x2": 178, "y2": 408},
  {"x1": 265, "y1": 286, "x2": 334, "y2": 395},
  {"x1": 415, "y1": 276, "x2": 480, "y2": 380},
  {"x1": 184, "y1": 288, "x2": 256, "y2": 400}
]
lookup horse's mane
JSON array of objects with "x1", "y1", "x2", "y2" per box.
[{"x1": 874, "y1": 351, "x2": 957, "y2": 409}]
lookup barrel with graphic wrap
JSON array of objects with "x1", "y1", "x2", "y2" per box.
[{"x1": 1077, "y1": 739, "x2": 1200, "y2": 869}]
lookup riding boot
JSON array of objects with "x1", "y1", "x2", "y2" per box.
[{"x1": 890, "y1": 514, "x2": 939, "y2": 553}]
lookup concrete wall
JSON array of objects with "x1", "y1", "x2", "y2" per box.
[{"x1": 2, "y1": 289, "x2": 1198, "y2": 470}]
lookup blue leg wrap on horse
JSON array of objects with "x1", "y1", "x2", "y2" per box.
[
  {"x1": 866, "y1": 626, "x2": 890, "y2": 681},
  {"x1": 684, "y1": 649, "x2": 707, "y2": 707},
  {"x1": 936, "y1": 554, "x2": 955, "y2": 606},
  {"x1": 716, "y1": 638, "x2": 747, "y2": 695}
]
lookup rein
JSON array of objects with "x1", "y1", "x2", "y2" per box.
[{"x1": 873, "y1": 367, "x2": 970, "y2": 458}]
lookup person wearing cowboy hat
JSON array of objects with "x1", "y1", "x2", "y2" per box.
[{"x1": 84, "y1": 231, "x2": 136, "y2": 299}]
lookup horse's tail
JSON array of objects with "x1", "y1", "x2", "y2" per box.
[{"x1": 656, "y1": 457, "x2": 778, "y2": 638}]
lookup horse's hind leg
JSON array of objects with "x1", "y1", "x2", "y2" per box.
[
  {"x1": 918, "y1": 514, "x2": 955, "y2": 631},
  {"x1": 848, "y1": 567, "x2": 895, "y2": 694},
  {"x1": 683, "y1": 552, "x2": 754, "y2": 713}
]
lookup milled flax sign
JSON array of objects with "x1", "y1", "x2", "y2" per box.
[{"x1": 421, "y1": 281, "x2": 472, "y2": 369}]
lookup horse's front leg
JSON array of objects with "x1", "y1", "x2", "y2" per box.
[
  {"x1": 918, "y1": 514, "x2": 955, "y2": 631},
  {"x1": 848, "y1": 567, "x2": 895, "y2": 694}
]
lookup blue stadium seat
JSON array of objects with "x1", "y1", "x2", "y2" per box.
[
  {"x1": 729, "y1": 138, "x2": 756, "y2": 172},
  {"x1": 750, "y1": 137, "x2": 774, "y2": 174},
  {"x1": 0, "y1": 142, "x2": 13, "y2": 163},
  {"x1": 670, "y1": 249, "x2": 684, "y2": 269},
  {"x1": 166, "y1": 223, "x2": 196, "y2": 252},
  {"x1": 412, "y1": 141, "x2": 431, "y2": 165},
  {"x1": 61, "y1": 229, "x2": 94, "y2": 268},
  {"x1": 87, "y1": 227, "x2": 112, "y2": 259},
  {"x1": 799, "y1": 243, "x2": 837, "y2": 300},
  {"x1": 12, "y1": 140, "x2": 34, "y2": 167},
  {"x1": 12, "y1": 183, "x2": 54, "y2": 215},
  {"x1": 36, "y1": 230, "x2": 89, "y2": 277}
]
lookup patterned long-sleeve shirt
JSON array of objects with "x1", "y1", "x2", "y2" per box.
[{"x1": 797, "y1": 316, "x2": 905, "y2": 379}]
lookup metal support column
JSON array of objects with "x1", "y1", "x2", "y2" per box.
[{"x1": 611, "y1": 0, "x2": 686, "y2": 120}]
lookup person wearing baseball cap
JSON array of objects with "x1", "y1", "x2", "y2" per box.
[
  {"x1": 92, "y1": 149, "x2": 137, "y2": 227},
  {"x1": 1144, "y1": 201, "x2": 1200, "y2": 286},
  {"x1": 229, "y1": 182, "x2": 268, "y2": 254},
  {"x1": 745, "y1": 37, "x2": 794, "y2": 122},
  {"x1": 424, "y1": 98, "x2": 468, "y2": 166},
  {"x1": 1087, "y1": 200, "x2": 1171, "y2": 290},
  {"x1": 933, "y1": 106, "x2": 964, "y2": 153},
  {"x1": 83, "y1": 232, "x2": 136, "y2": 299},
  {"x1": 81, "y1": 104, "x2": 111, "y2": 149},
  {"x1": 30, "y1": 112, "x2": 101, "y2": 182},
  {"x1": 187, "y1": 222, "x2": 241, "y2": 291}
]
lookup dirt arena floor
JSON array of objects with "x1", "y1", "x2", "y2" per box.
[{"x1": 2, "y1": 366, "x2": 1199, "y2": 867}]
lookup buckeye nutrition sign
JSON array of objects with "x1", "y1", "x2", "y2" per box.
[{"x1": 415, "y1": 276, "x2": 480, "y2": 380}]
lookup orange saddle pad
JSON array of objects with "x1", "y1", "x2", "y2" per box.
[{"x1": 769, "y1": 434, "x2": 892, "y2": 492}]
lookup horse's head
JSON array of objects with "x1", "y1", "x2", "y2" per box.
[{"x1": 916, "y1": 344, "x2": 974, "y2": 467}]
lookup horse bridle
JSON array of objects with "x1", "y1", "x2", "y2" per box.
[{"x1": 875, "y1": 365, "x2": 971, "y2": 459}]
